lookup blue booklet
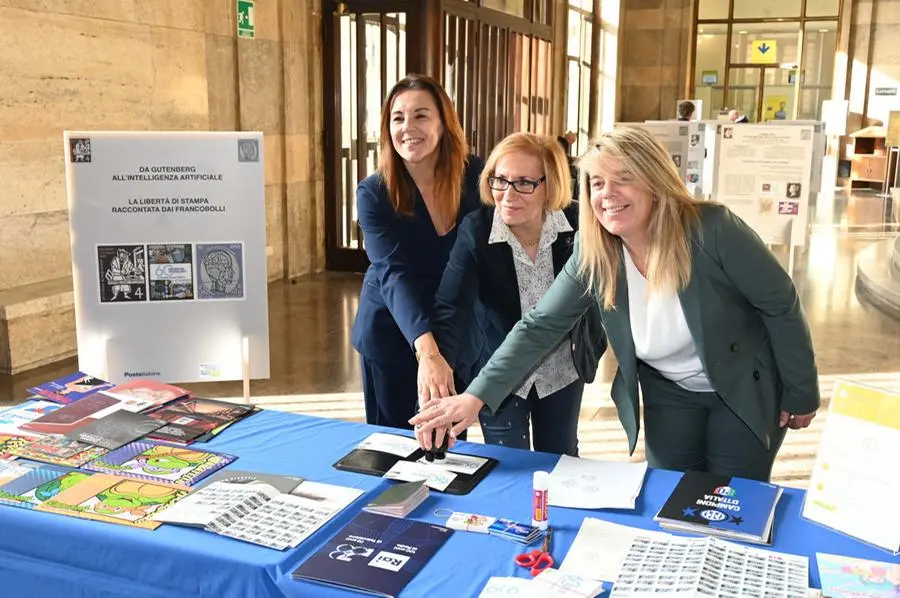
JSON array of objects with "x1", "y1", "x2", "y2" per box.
[
  {"x1": 292, "y1": 512, "x2": 453, "y2": 597},
  {"x1": 654, "y1": 471, "x2": 783, "y2": 545}
]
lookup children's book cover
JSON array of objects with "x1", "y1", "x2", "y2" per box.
[
  {"x1": 818, "y1": 553, "x2": 900, "y2": 598},
  {"x1": 0, "y1": 462, "x2": 93, "y2": 509},
  {"x1": 27, "y1": 372, "x2": 114, "y2": 405},
  {"x1": 37, "y1": 473, "x2": 188, "y2": 530},
  {"x1": 0, "y1": 399, "x2": 62, "y2": 435},
  {"x1": 83, "y1": 440, "x2": 236, "y2": 487}
]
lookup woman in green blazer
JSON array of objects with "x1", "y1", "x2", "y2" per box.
[{"x1": 410, "y1": 125, "x2": 821, "y2": 482}]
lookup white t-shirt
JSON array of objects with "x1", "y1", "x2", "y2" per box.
[{"x1": 623, "y1": 250, "x2": 713, "y2": 392}]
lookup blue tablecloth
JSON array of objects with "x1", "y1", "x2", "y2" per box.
[{"x1": 0, "y1": 408, "x2": 895, "y2": 597}]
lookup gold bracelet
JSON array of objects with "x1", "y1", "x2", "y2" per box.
[{"x1": 415, "y1": 350, "x2": 441, "y2": 362}]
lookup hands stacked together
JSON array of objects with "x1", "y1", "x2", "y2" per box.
[{"x1": 411, "y1": 353, "x2": 483, "y2": 451}]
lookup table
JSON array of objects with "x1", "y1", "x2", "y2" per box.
[{"x1": 0, "y1": 408, "x2": 895, "y2": 597}]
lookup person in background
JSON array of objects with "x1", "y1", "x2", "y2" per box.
[
  {"x1": 351, "y1": 73, "x2": 485, "y2": 430},
  {"x1": 420, "y1": 132, "x2": 606, "y2": 456},
  {"x1": 411, "y1": 125, "x2": 820, "y2": 482},
  {"x1": 676, "y1": 101, "x2": 696, "y2": 121},
  {"x1": 728, "y1": 109, "x2": 750, "y2": 123}
]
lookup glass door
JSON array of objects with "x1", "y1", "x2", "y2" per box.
[{"x1": 324, "y1": 1, "x2": 412, "y2": 271}]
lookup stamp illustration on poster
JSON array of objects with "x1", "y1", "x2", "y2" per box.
[
  {"x1": 148, "y1": 244, "x2": 194, "y2": 301},
  {"x1": 97, "y1": 245, "x2": 146, "y2": 303},
  {"x1": 197, "y1": 243, "x2": 244, "y2": 299}
]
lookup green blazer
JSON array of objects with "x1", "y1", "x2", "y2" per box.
[{"x1": 467, "y1": 203, "x2": 820, "y2": 454}]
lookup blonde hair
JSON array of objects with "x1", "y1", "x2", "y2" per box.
[
  {"x1": 478, "y1": 132, "x2": 572, "y2": 212},
  {"x1": 575, "y1": 125, "x2": 702, "y2": 310}
]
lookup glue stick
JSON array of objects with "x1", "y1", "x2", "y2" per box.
[{"x1": 532, "y1": 470, "x2": 549, "y2": 530}]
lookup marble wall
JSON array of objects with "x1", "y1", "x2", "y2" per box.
[
  {"x1": 618, "y1": 0, "x2": 693, "y2": 123},
  {"x1": 0, "y1": 0, "x2": 326, "y2": 293}
]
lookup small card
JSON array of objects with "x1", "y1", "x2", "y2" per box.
[
  {"x1": 446, "y1": 512, "x2": 495, "y2": 533},
  {"x1": 383, "y1": 460, "x2": 456, "y2": 491},
  {"x1": 415, "y1": 452, "x2": 488, "y2": 475},
  {"x1": 357, "y1": 433, "x2": 420, "y2": 458}
]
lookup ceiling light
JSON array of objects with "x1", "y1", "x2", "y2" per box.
[
  {"x1": 738, "y1": 30, "x2": 748, "y2": 34},
  {"x1": 819, "y1": 29, "x2": 828, "y2": 32},
  {"x1": 698, "y1": 28, "x2": 704, "y2": 33}
]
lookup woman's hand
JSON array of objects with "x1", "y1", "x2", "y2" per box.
[
  {"x1": 409, "y1": 392, "x2": 484, "y2": 450},
  {"x1": 417, "y1": 355, "x2": 455, "y2": 403},
  {"x1": 779, "y1": 409, "x2": 816, "y2": 429}
]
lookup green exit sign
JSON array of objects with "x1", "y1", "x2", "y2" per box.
[{"x1": 237, "y1": 0, "x2": 255, "y2": 39}]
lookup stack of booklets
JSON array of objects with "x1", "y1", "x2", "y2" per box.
[
  {"x1": 654, "y1": 471, "x2": 783, "y2": 545},
  {"x1": 154, "y1": 477, "x2": 364, "y2": 550},
  {"x1": 445, "y1": 512, "x2": 544, "y2": 545},
  {"x1": 7, "y1": 436, "x2": 110, "y2": 467},
  {"x1": 145, "y1": 397, "x2": 256, "y2": 445},
  {"x1": 362, "y1": 481, "x2": 429, "y2": 518}
]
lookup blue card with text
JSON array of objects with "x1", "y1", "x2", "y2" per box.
[{"x1": 292, "y1": 511, "x2": 453, "y2": 597}]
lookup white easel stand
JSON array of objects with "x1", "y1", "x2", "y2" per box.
[{"x1": 241, "y1": 335, "x2": 251, "y2": 405}]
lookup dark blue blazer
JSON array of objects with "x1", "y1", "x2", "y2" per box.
[
  {"x1": 432, "y1": 203, "x2": 607, "y2": 383},
  {"x1": 351, "y1": 156, "x2": 485, "y2": 367}
]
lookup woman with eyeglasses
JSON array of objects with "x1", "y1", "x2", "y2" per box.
[
  {"x1": 351, "y1": 73, "x2": 485, "y2": 430},
  {"x1": 411, "y1": 125, "x2": 819, "y2": 482},
  {"x1": 416, "y1": 132, "x2": 606, "y2": 456}
]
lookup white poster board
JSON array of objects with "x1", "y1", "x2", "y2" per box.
[
  {"x1": 766, "y1": 120, "x2": 826, "y2": 193},
  {"x1": 715, "y1": 124, "x2": 814, "y2": 247},
  {"x1": 684, "y1": 121, "x2": 718, "y2": 200},
  {"x1": 802, "y1": 380, "x2": 900, "y2": 555},
  {"x1": 618, "y1": 121, "x2": 690, "y2": 183},
  {"x1": 64, "y1": 131, "x2": 270, "y2": 384}
]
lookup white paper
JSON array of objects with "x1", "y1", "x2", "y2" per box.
[
  {"x1": 610, "y1": 535, "x2": 809, "y2": 598},
  {"x1": 415, "y1": 452, "x2": 488, "y2": 475},
  {"x1": 479, "y1": 577, "x2": 537, "y2": 597},
  {"x1": 211, "y1": 493, "x2": 338, "y2": 550},
  {"x1": 290, "y1": 480, "x2": 364, "y2": 510},
  {"x1": 356, "y1": 433, "x2": 420, "y2": 458},
  {"x1": 153, "y1": 481, "x2": 280, "y2": 526},
  {"x1": 560, "y1": 518, "x2": 673, "y2": 583},
  {"x1": 533, "y1": 569, "x2": 606, "y2": 597},
  {"x1": 802, "y1": 381, "x2": 900, "y2": 554},
  {"x1": 383, "y1": 460, "x2": 456, "y2": 491},
  {"x1": 548, "y1": 456, "x2": 647, "y2": 510}
]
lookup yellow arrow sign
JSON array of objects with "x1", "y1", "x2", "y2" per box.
[{"x1": 750, "y1": 39, "x2": 777, "y2": 64}]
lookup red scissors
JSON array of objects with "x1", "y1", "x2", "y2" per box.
[{"x1": 515, "y1": 527, "x2": 553, "y2": 576}]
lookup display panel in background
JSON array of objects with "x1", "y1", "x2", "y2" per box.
[{"x1": 65, "y1": 131, "x2": 270, "y2": 384}]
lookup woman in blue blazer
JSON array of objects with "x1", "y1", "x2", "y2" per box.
[
  {"x1": 351, "y1": 73, "x2": 485, "y2": 430},
  {"x1": 412, "y1": 126, "x2": 820, "y2": 482},
  {"x1": 420, "y1": 133, "x2": 606, "y2": 456}
]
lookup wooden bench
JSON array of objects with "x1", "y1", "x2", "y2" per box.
[{"x1": 0, "y1": 278, "x2": 76, "y2": 375}]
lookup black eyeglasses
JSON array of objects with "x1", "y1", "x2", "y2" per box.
[{"x1": 487, "y1": 176, "x2": 546, "y2": 194}]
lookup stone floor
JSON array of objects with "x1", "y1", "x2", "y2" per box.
[{"x1": 1, "y1": 188, "x2": 898, "y2": 489}]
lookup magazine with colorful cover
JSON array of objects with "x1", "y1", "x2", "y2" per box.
[
  {"x1": 37, "y1": 473, "x2": 189, "y2": 530},
  {"x1": 147, "y1": 397, "x2": 255, "y2": 445},
  {"x1": 0, "y1": 461, "x2": 94, "y2": 509},
  {"x1": 100, "y1": 379, "x2": 190, "y2": 411},
  {"x1": 83, "y1": 440, "x2": 236, "y2": 487},
  {"x1": 0, "y1": 434, "x2": 38, "y2": 459},
  {"x1": 0, "y1": 399, "x2": 62, "y2": 435},
  {"x1": 27, "y1": 372, "x2": 114, "y2": 405},
  {"x1": 8, "y1": 435, "x2": 110, "y2": 467}
]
